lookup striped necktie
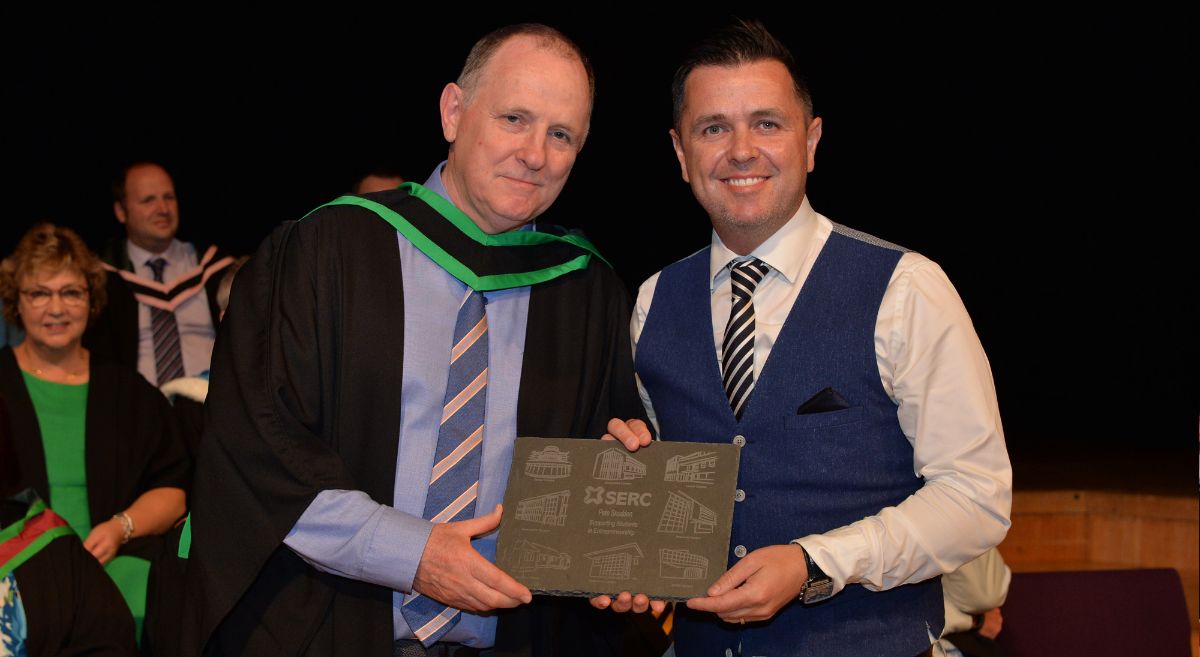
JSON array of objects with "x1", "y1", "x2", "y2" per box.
[
  {"x1": 401, "y1": 289, "x2": 488, "y2": 646},
  {"x1": 146, "y1": 258, "x2": 185, "y2": 385},
  {"x1": 722, "y1": 258, "x2": 768, "y2": 420}
]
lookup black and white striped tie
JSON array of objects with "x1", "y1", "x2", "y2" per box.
[{"x1": 721, "y1": 258, "x2": 768, "y2": 419}]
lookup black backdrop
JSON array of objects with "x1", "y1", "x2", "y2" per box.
[{"x1": 3, "y1": 12, "x2": 1194, "y2": 482}]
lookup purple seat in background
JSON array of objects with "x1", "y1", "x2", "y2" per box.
[{"x1": 995, "y1": 568, "x2": 1192, "y2": 657}]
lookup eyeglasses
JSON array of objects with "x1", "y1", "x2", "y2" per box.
[{"x1": 20, "y1": 287, "x2": 89, "y2": 307}]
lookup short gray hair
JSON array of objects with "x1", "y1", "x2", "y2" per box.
[{"x1": 456, "y1": 23, "x2": 595, "y2": 108}]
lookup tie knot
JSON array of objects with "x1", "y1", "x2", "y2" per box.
[
  {"x1": 729, "y1": 257, "x2": 768, "y2": 292},
  {"x1": 453, "y1": 290, "x2": 488, "y2": 341},
  {"x1": 146, "y1": 258, "x2": 168, "y2": 282},
  {"x1": 461, "y1": 289, "x2": 486, "y2": 316}
]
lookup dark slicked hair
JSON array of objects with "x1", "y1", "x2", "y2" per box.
[
  {"x1": 671, "y1": 19, "x2": 814, "y2": 129},
  {"x1": 456, "y1": 23, "x2": 595, "y2": 109}
]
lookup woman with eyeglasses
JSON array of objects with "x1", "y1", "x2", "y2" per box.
[{"x1": 0, "y1": 223, "x2": 188, "y2": 647}]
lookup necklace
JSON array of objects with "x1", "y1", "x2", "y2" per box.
[{"x1": 18, "y1": 343, "x2": 88, "y2": 382}]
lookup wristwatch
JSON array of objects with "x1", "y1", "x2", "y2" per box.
[{"x1": 798, "y1": 545, "x2": 834, "y2": 604}]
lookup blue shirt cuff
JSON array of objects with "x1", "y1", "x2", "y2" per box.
[{"x1": 284, "y1": 489, "x2": 434, "y2": 592}]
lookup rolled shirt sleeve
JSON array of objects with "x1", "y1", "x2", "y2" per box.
[{"x1": 796, "y1": 253, "x2": 1011, "y2": 594}]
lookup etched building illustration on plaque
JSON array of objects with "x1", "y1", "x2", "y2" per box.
[
  {"x1": 659, "y1": 548, "x2": 709, "y2": 580},
  {"x1": 657, "y1": 490, "x2": 716, "y2": 534},
  {"x1": 516, "y1": 490, "x2": 570, "y2": 526},
  {"x1": 507, "y1": 539, "x2": 571, "y2": 574},
  {"x1": 498, "y1": 437, "x2": 742, "y2": 598},
  {"x1": 524, "y1": 445, "x2": 572, "y2": 481},
  {"x1": 664, "y1": 451, "x2": 718, "y2": 485},
  {"x1": 593, "y1": 448, "x2": 647, "y2": 481},
  {"x1": 583, "y1": 543, "x2": 643, "y2": 580}
]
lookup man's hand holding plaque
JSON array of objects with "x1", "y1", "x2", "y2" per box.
[{"x1": 590, "y1": 418, "x2": 667, "y2": 616}]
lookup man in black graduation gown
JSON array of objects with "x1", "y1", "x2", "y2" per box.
[{"x1": 183, "y1": 24, "x2": 649, "y2": 657}]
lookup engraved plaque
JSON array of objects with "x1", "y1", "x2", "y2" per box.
[{"x1": 496, "y1": 437, "x2": 740, "y2": 600}]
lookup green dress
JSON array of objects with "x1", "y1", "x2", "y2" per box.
[{"x1": 22, "y1": 372, "x2": 151, "y2": 641}]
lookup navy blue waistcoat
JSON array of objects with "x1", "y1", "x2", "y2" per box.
[{"x1": 636, "y1": 228, "x2": 943, "y2": 657}]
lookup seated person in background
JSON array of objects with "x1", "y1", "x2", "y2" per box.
[
  {"x1": 0, "y1": 223, "x2": 189, "y2": 644},
  {"x1": 939, "y1": 547, "x2": 1011, "y2": 657},
  {"x1": 143, "y1": 254, "x2": 246, "y2": 657},
  {"x1": 350, "y1": 166, "x2": 406, "y2": 194},
  {"x1": 1, "y1": 397, "x2": 138, "y2": 656},
  {"x1": 160, "y1": 255, "x2": 249, "y2": 458},
  {"x1": 86, "y1": 161, "x2": 235, "y2": 387}
]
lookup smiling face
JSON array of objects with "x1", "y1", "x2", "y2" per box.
[
  {"x1": 114, "y1": 163, "x2": 179, "y2": 254},
  {"x1": 18, "y1": 266, "x2": 90, "y2": 353},
  {"x1": 671, "y1": 59, "x2": 822, "y2": 254},
  {"x1": 439, "y1": 35, "x2": 592, "y2": 234}
]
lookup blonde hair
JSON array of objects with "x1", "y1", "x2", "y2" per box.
[{"x1": 0, "y1": 223, "x2": 108, "y2": 328}]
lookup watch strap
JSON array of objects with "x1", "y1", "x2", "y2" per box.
[{"x1": 799, "y1": 545, "x2": 834, "y2": 604}]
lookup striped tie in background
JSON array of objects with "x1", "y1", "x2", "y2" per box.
[{"x1": 146, "y1": 257, "x2": 185, "y2": 385}]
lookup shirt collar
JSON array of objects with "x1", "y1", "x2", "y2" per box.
[
  {"x1": 709, "y1": 196, "x2": 820, "y2": 290},
  {"x1": 126, "y1": 238, "x2": 184, "y2": 269},
  {"x1": 422, "y1": 161, "x2": 452, "y2": 201}
]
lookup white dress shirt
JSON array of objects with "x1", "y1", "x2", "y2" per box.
[
  {"x1": 632, "y1": 197, "x2": 1012, "y2": 595},
  {"x1": 939, "y1": 546, "x2": 1011, "y2": 656},
  {"x1": 126, "y1": 239, "x2": 218, "y2": 385}
]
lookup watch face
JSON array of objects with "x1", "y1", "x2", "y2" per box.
[{"x1": 802, "y1": 579, "x2": 834, "y2": 604}]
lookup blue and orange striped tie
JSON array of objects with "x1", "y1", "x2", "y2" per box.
[{"x1": 401, "y1": 289, "x2": 488, "y2": 646}]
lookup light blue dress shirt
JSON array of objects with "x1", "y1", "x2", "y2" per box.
[
  {"x1": 125, "y1": 239, "x2": 218, "y2": 385},
  {"x1": 284, "y1": 164, "x2": 530, "y2": 647}
]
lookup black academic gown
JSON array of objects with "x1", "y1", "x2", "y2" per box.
[
  {"x1": 0, "y1": 347, "x2": 192, "y2": 656},
  {"x1": 1, "y1": 496, "x2": 139, "y2": 657},
  {"x1": 84, "y1": 240, "x2": 226, "y2": 374},
  {"x1": 182, "y1": 194, "x2": 646, "y2": 657},
  {"x1": 0, "y1": 347, "x2": 190, "y2": 548}
]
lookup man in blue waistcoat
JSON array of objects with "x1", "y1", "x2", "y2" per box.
[{"x1": 594, "y1": 19, "x2": 1012, "y2": 657}]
